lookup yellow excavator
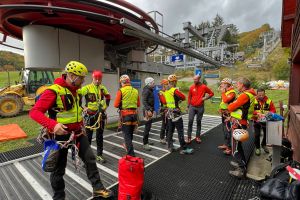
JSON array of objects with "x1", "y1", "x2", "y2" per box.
[{"x1": 0, "y1": 69, "x2": 54, "y2": 117}]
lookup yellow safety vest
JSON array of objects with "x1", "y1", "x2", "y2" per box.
[
  {"x1": 254, "y1": 98, "x2": 272, "y2": 114},
  {"x1": 164, "y1": 87, "x2": 177, "y2": 109},
  {"x1": 120, "y1": 86, "x2": 138, "y2": 109},
  {"x1": 219, "y1": 89, "x2": 237, "y2": 110},
  {"x1": 80, "y1": 83, "x2": 109, "y2": 111},
  {"x1": 159, "y1": 90, "x2": 167, "y2": 108},
  {"x1": 48, "y1": 84, "x2": 82, "y2": 124},
  {"x1": 230, "y1": 91, "x2": 255, "y2": 120}
]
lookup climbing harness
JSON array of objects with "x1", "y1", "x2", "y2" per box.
[
  {"x1": 83, "y1": 110, "x2": 104, "y2": 130},
  {"x1": 40, "y1": 129, "x2": 84, "y2": 172}
]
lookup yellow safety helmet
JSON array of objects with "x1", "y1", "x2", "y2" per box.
[
  {"x1": 168, "y1": 74, "x2": 177, "y2": 82},
  {"x1": 65, "y1": 61, "x2": 88, "y2": 76}
]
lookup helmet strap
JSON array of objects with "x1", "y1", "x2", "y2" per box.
[{"x1": 67, "y1": 74, "x2": 77, "y2": 86}]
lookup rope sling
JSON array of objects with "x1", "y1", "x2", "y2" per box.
[{"x1": 37, "y1": 128, "x2": 84, "y2": 171}]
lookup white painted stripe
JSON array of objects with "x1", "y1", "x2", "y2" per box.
[
  {"x1": 103, "y1": 139, "x2": 159, "y2": 160},
  {"x1": 131, "y1": 134, "x2": 177, "y2": 150},
  {"x1": 66, "y1": 169, "x2": 92, "y2": 191},
  {"x1": 203, "y1": 114, "x2": 222, "y2": 118},
  {"x1": 90, "y1": 145, "x2": 122, "y2": 160},
  {"x1": 113, "y1": 135, "x2": 166, "y2": 154},
  {"x1": 148, "y1": 126, "x2": 209, "y2": 134},
  {"x1": 14, "y1": 162, "x2": 52, "y2": 200},
  {"x1": 150, "y1": 125, "x2": 212, "y2": 131},
  {"x1": 133, "y1": 131, "x2": 180, "y2": 148},
  {"x1": 96, "y1": 162, "x2": 118, "y2": 178},
  {"x1": 67, "y1": 149, "x2": 118, "y2": 178}
]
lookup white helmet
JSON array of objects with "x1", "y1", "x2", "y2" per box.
[
  {"x1": 145, "y1": 77, "x2": 155, "y2": 86},
  {"x1": 120, "y1": 74, "x2": 130, "y2": 83},
  {"x1": 221, "y1": 78, "x2": 232, "y2": 85},
  {"x1": 232, "y1": 129, "x2": 249, "y2": 142}
]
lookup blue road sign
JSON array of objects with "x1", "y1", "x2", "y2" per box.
[
  {"x1": 153, "y1": 85, "x2": 162, "y2": 113},
  {"x1": 170, "y1": 54, "x2": 184, "y2": 62},
  {"x1": 131, "y1": 79, "x2": 141, "y2": 88},
  {"x1": 195, "y1": 69, "x2": 202, "y2": 76}
]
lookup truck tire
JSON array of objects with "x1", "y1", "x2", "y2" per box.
[{"x1": 0, "y1": 94, "x2": 24, "y2": 117}]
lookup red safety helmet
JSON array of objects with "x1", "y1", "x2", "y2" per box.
[
  {"x1": 92, "y1": 70, "x2": 103, "y2": 79},
  {"x1": 160, "y1": 79, "x2": 168, "y2": 85}
]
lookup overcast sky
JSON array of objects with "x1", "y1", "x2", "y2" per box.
[
  {"x1": 0, "y1": 0, "x2": 281, "y2": 54},
  {"x1": 126, "y1": 0, "x2": 281, "y2": 35}
]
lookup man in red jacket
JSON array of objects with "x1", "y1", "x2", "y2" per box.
[
  {"x1": 187, "y1": 75, "x2": 214, "y2": 143},
  {"x1": 30, "y1": 61, "x2": 112, "y2": 199}
]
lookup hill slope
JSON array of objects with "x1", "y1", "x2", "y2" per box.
[{"x1": 0, "y1": 51, "x2": 24, "y2": 71}]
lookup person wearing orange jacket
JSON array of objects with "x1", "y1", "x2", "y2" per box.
[
  {"x1": 187, "y1": 75, "x2": 214, "y2": 144},
  {"x1": 218, "y1": 78, "x2": 236, "y2": 155},
  {"x1": 253, "y1": 88, "x2": 276, "y2": 156},
  {"x1": 227, "y1": 77, "x2": 256, "y2": 178},
  {"x1": 114, "y1": 74, "x2": 140, "y2": 156}
]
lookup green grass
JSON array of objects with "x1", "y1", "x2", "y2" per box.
[
  {"x1": 177, "y1": 81, "x2": 289, "y2": 116},
  {"x1": 0, "y1": 71, "x2": 21, "y2": 88},
  {"x1": 0, "y1": 106, "x2": 40, "y2": 153}
]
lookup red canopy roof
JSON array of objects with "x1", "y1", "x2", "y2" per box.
[{"x1": 0, "y1": 0, "x2": 158, "y2": 45}]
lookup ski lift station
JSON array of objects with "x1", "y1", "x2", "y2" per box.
[
  {"x1": 0, "y1": 0, "x2": 221, "y2": 122},
  {"x1": 1, "y1": 1, "x2": 299, "y2": 200}
]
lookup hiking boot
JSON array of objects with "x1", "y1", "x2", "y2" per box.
[
  {"x1": 179, "y1": 148, "x2": 194, "y2": 155},
  {"x1": 262, "y1": 145, "x2": 270, "y2": 154},
  {"x1": 185, "y1": 138, "x2": 191, "y2": 144},
  {"x1": 93, "y1": 188, "x2": 113, "y2": 198},
  {"x1": 218, "y1": 144, "x2": 228, "y2": 150},
  {"x1": 229, "y1": 168, "x2": 246, "y2": 179},
  {"x1": 230, "y1": 161, "x2": 240, "y2": 168},
  {"x1": 223, "y1": 148, "x2": 232, "y2": 155},
  {"x1": 255, "y1": 148, "x2": 261, "y2": 156},
  {"x1": 143, "y1": 144, "x2": 151, "y2": 151},
  {"x1": 96, "y1": 155, "x2": 106, "y2": 163},
  {"x1": 160, "y1": 138, "x2": 167, "y2": 144},
  {"x1": 195, "y1": 137, "x2": 202, "y2": 144}
]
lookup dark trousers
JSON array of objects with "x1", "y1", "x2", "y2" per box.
[
  {"x1": 167, "y1": 117, "x2": 186, "y2": 149},
  {"x1": 254, "y1": 122, "x2": 267, "y2": 149},
  {"x1": 122, "y1": 114, "x2": 137, "y2": 157},
  {"x1": 143, "y1": 119, "x2": 152, "y2": 145},
  {"x1": 51, "y1": 134, "x2": 104, "y2": 200},
  {"x1": 160, "y1": 112, "x2": 168, "y2": 139},
  {"x1": 187, "y1": 105, "x2": 204, "y2": 138},
  {"x1": 232, "y1": 124, "x2": 247, "y2": 171},
  {"x1": 222, "y1": 116, "x2": 232, "y2": 148},
  {"x1": 86, "y1": 113, "x2": 105, "y2": 156}
]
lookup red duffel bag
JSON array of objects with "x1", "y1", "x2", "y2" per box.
[{"x1": 118, "y1": 155, "x2": 144, "y2": 200}]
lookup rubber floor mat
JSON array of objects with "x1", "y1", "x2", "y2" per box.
[{"x1": 110, "y1": 124, "x2": 258, "y2": 200}]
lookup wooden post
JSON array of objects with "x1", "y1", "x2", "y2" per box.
[{"x1": 279, "y1": 100, "x2": 285, "y2": 137}]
